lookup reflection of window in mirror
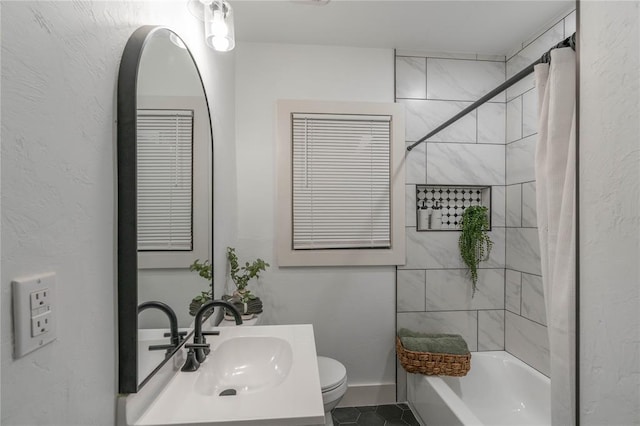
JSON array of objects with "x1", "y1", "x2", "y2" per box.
[{"x1": 136, "y1": 96, "x2": 209, "y2": 269}]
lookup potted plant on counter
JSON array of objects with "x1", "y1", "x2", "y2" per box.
[
  {"x1": 458, "y1": 205, "x2": 492, "y2": 297},
  {"x1": 188, "y1": 259, "x2": 212, "y2": 316},
  {"x1": 227, "y1": 247, "x2": 269, "y2": 303}
]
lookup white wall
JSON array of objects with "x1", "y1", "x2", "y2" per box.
[
  {"x1": 0, "y1": 2, "x2": 236, "y2": 425},
  {"x1": 580, "y1": 2, "x2": 640, "y2": 425},
  {"x1": 234, "y1": 42, "x2": 397, "y2": 391}
]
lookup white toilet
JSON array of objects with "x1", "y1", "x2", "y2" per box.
[{"x1": 317, "y1": 356, "x2": 348, "y2": 426}]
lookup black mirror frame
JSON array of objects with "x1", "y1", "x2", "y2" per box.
[{"x1": 117, "y1": 25, "x2": 214, "y2": 394}]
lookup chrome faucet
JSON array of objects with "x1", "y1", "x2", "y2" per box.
[
  {"x1": 138, "y1": 301, "x2": 182, "y2": 353},
  {"x1": 191, "y1": 299, "x2": 243, "y2": 364}
]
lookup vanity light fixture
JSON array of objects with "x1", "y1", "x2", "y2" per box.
[{"x1": 200, "y1": 0, "x2": 235, "y2": 52}]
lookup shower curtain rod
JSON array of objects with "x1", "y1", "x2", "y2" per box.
[{"x1": 406, "y1": 32, "x2": 576, "y2": 151}]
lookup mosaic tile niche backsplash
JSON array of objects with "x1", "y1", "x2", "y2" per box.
[{"x1": 395, "y1": 8, "x2": 575, "y2": 399}]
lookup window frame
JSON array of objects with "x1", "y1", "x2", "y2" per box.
[{"x1": 276, "y1": 99, "x2": 406, "y2": 266}]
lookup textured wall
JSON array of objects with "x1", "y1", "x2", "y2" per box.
[
  {"x1": 580, "y1": 2, "x2": 640, "y2": 424},
  {"x1": 1, "y1": 2, "x2": 236, "y2": 425},
  {"x1": 504, "y1": 9, "x2": 576, "y2": 376},
  {"x1": 234, "y1": 42, "x2": 397, "y2": 395}
]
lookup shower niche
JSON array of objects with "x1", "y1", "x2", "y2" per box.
[{"x1": 416, "y1": 185, "x2": 491, "y2": 231}]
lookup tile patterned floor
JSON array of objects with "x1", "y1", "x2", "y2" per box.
[{"x1": 331, "y1": 403, "x2": 420, "y2": 426}]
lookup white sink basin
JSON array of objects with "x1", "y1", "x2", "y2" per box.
[
  {"x1": 195, "y1": 336, "x2": 293, "y2": 396},
  {"x1": 131, "y1": 324, "x2": 324, "y2": 426}
]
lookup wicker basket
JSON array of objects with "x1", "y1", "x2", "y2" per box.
[{"x1": 396, "y1": 337, "x2": 471, "y2": 377}]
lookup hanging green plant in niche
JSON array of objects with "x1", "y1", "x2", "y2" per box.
[{"x1": 458, "y1": 205, "x2": 492, "y2": 297}]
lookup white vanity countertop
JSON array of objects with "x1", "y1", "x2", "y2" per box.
[{"x1": 133, "y1": 324, "x2": 324, "y2": 426}]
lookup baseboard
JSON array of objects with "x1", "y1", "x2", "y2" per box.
[{"x1": 336, "y1": 383, "x2": 397, "y2": 407}]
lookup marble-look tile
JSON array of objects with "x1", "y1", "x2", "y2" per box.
[
  {"x1": 400, "y1": 99, "x2": 476, "y2": 143},
  {"x1": 405, "y1": 184, "x2": 417, "y2": 227},
  {"x1": 401, "y1": 228, "x2": 461, "y2": 269},
  {"x1": 564, "y1": 10, "x2": 576, "y2": 38},
  {"x1": 478, "y1": 310, "x2": 505, "y2": 351},
  {"x1": 506, "y1": 74, "x2": 535, "y2": 101},
  {"x1": 397, "y1": 311, "x2": 478, "y2": 351},
  {"x1": 522, "y1": 181, "x2": 537, "y2": 227},
  {"x1": 506, "y1": 184, "x2": 522, "y2": 227},
  {"x1": 486, "y1": 227, "x2": 506, "y2": 269},
  {"x1": 397, "y1": 270, "x2": 426, "y2": 312},
  {"x1": 522, "y1": 89, "x2": 538, "y2": 137},
  {"x1": 506, "y1": 97, "x2": 522, "y2": 143},
  {"x1": 425, "y1": 269, "x2": 504, "y2": 311},
  {"x1": 522, "y1": 273, "x2": 546, "y2": 325},
  {"x1": 506, "y1": 228, "x2": 542, "y2": 276},
  {"x1": 506, "y1": 134, "x2": 537, "y2": 185},
  {"x1": 405, "y1": 142, "x2": 426, "y2": 184},
  {"x1": 427, "y1": 58, "x2": 505, "y2": 102},
  {"x1": 426, "y1": 143, "x2": 505, "y2": 186},
  {"x1": 477, "y1": 102, "x2": 506, "y2": 144},
  {"x1": 506, "y1": 269, "x2": 522, "y2": 314},
  {"x1": 505, "y1": 311, "x2": 550, "y2": 376},
  {"x1": 506, "y1": 42, "x2": 524, "y2": 64},
  {"x1": 396, "y1": 57, "x2": 426, "y2": 99},
  {"x1": 401, "y1": 226, "x2": 506, "y2": 270},
  {"x1": 507, "y1": 21, "x2": 565, "y2": 79},
  {"x1": 491, "y1": 185, "x2": 506, "y2": 228}
]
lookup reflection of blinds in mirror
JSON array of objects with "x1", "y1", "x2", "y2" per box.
[
  {"x1": 292, "y1": 113, "x2": 391, "y2": 250},
  {"x1": 137, "y1": 109, "x2": 193, "y2": 251}
]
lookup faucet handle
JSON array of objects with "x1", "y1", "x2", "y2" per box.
[
  {"x1": 186, "y1": 343, "x2": 211, "y2": 364},
  {"x1": 202, "y1": 331, "x2": 220, "y2": 336},
  {"x1": 148, "y1": 343, "x2": 176, "y2": 351},
  {"x1": 163, "y1": 331, "x2": 188, "y2": 338},
  {"x1": 185, "y1": 343, "x2": 210, "y2": 349}
]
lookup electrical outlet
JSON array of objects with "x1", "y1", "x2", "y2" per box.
[
  {"x1": 31, "y1": 311, "x2": 52, "y2": 337},
  {"x1": 30, "y1": 289, "x2": 50, "y2": 310},
  {"x1": 12, "y1": 272, "x2": 57, "y2": 358}
]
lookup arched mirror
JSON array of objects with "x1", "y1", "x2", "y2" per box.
[{"x1": 117, "y1": 26, "x2": 213, "y2": 393}]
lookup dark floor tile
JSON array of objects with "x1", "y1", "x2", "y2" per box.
[
  {"x1": 400, "y1": 408, "x2": 420, "y2": 426},
  {"x1": 355, "y1": 405, "x2": 377, "y2": 412},
  {"x1": 376, "y1": 404, "x2": 404, "y2": 421},
  {"x1": 332, "y1": 407, "x2": 361, "y2": 423},
  {"x1": 334, "y1": 403, "x2": 420, "y2": 426},
  {"x1": 356, "y1": 411, "x2": 386, "y2": 425}
]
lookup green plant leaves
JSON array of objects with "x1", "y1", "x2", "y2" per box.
[{"x1": 458, "y1": 206, "x2": 493, "y2": 297}]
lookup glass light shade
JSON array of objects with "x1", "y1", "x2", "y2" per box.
[{"x1": 204, "y1": 0, "x2": 235, "y2": 52}]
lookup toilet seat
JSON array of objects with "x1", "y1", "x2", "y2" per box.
[{"x1": 317, "y1": 356, "x2": 347, "y2": 392}]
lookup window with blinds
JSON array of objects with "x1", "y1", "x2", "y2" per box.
[
  {"x1": 292, "y1": 113, "x2": 391, "y2": 250},
  {"x1": 137, "y1": 109, "x2": 193, "y2": 251}
]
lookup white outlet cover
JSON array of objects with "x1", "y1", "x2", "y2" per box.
[{"x1": 12, "y1": 272, "x2": 57, "y2": 358}]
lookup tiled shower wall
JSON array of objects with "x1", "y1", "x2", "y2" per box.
[
  {"x1": 395, "y1": 52, "x2": 507, "y2": 398},
  {"x1": 395, "y1": 10, "x2": 576, "y2": 396},
  {"x1": 504, "y1": 9, "x2": 576, "y2": 377}
]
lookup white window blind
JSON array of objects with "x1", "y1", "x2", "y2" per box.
[
  {"x1": 292, "y1": 113, "x2": 391, "y2": 250},
  {"x1": 137, "y1": 109, "x2": 193, "y2": 251}
]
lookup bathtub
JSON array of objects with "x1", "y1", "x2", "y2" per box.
[{"x1": 407, "y1": 351, "x2": 550, "y2": 426}]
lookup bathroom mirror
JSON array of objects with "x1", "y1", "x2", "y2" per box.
[{"x1": 117, "y1": 26, "x2": 213, "y2": 393}]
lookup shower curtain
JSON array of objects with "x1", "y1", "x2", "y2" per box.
[{"x1": 534, "y1": 47, "x2": 576, "y2": 425}]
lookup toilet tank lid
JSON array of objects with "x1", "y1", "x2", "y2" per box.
[{"x1": 317, "y1": 356, "x2": 347, "y2": 391}]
